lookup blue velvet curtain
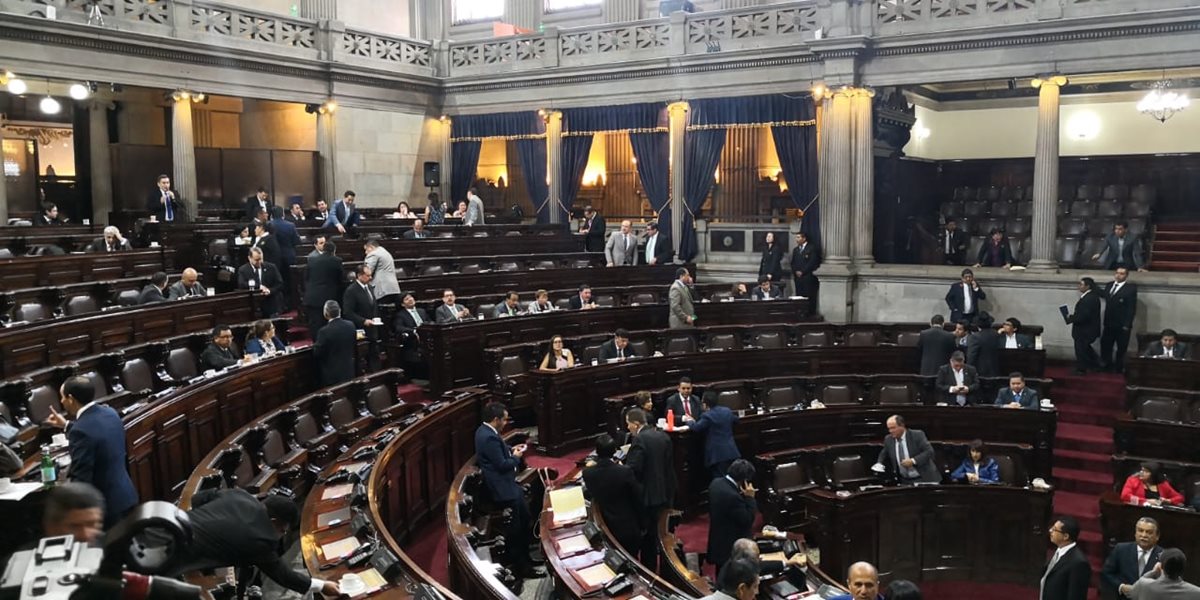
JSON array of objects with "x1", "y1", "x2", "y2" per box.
[
  {"x1": 561, "y1": 103, "x2": 666, "y2": 133},
  {"x1": 678, "y1": 128, "x2": 727, "y2": 261},
  {"x1": 559, "y1": 136, "x2": 594, "y2": 223},
  {"x1": 771, "y1": 124, "x2": 820, "y2": 242},
  {"x1": 629, "y1": 131, "x2": 670, "y2": 223},
  {"x1": 516, "y1": 139, "x2": 550, "y2": 223},
  {"x1": 450, "y1": 111, "x2": 544, "y2": 205},
  {"x1": 689, "y1": 94, "x2": 813, "y2": 127},
  {"x1": 450, "y1": 141, "x2": 481, "y2": 208}
]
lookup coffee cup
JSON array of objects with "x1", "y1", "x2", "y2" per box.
[{"x1": 339, "y1": 573, "x2": 366, "y2": 596}]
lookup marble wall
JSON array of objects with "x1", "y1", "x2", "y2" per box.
[{"x1": 332, "y1": 106, "x2": 442, "y2": 208}]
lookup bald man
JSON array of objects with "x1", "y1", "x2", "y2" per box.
[
  {"x1": 605, "y1": 220, "x2": 637, "y2": 266},
  {"x1": 729, "y1": 538, "x2": 808, "y2": 579},
  {"x1": 168, "y1": 268, "x2": 207, "y2": 299},
  {"x1": 829, "y1": 562, "x2": 882, "y2": 600}
]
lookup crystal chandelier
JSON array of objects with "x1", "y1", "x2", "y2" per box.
[{"x1": 1137, "y1": 80, "x2": 1190, "y2": 123}]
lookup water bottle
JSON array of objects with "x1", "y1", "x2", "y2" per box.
[
  {"x1": 666, "y1": 409, "x2": 675, "y2": 432},
  {"x1": 41, "y1": 445, "x2": 57, "y2": 484}
]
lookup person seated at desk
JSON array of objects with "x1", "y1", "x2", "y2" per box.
[
  {"x1": 538, "y1": 335, "x2": 574, "y2": 370},
  {"x1": 244, "y1": 319, "x2": 286, "y2": 357},
  {"x1": 1142, "y1": 329, "x2": 1191, "y2": 360},
  {"x1": 201, "y1": 325, "x2": 244, "y2": 371},
  {"x1": 569, "y1": 284, "x2": 598, "y2": 310},
  {"x1": 702, "y1": 558, "x2": 761, "y2": 600},
  {"x1": 231, "y1": 225, "x2": 252, "y2": 248},
  {"x1": 285, "y1": 202, "x2": 307, "y2": 224},
  {"x1": 1000, "y1": 317, "x2": 1034, "y2": 349},
  {"x1": 137, "y1": 271, "x2": 169, "y2": 305},
  {"x1": 664, "y1": 377, "x2": 702, "y2": 424},
  {"x1": 167, "y1": 267, "x2": 207, "y2": 299},
  {"x1": 435, "y1": 289, "x2": 471, "y2": 323},
  {"x1": 751, "y1": 276, "x2": 783, "y2": 301},
  {"x1": 36, "y1": 202, "x2": 65, "y2": 226},
  {"x1": 708, "y1": 460, "x2": 759, "y2": 573},
  {"x1": 872, "y1": 415, "x2": 941, "y2": 484},
  {"x1": 89, "y1": 226, "x2": 132, "y2": 252},
  {"x1": 995, "y1": 371, "x2": 1040, "y2": 409},
  {"x1": 828, "y1": 561, "x2": 883, "y2": 600},
  {"x1": 1121, "y1": 462, "x2": 1185, "y2": 507},
  {"x1": 452, "y1": 200, "x2": 468, "y2": 219},
  {"x1": 493, "y1": 290, "x2": 523, "y2": 318},
  {"x1": 729, "y1": 538, "x2": 808, "y2": 581},
  {"x1": 730, "y1": 282, "x2": 750, "y2": 300},
  {"x1": 950, "y1": 439, "x2": 1000, "y2": 484},
  {"x1": 581, "y1": 434, "x2": 643, "y2": 554},
  {"x1": 394, "y1": 201, "x2": 413, "y2": 219},
  {"x1": 527, "y1": 289, "x2": 555, "y2": 313},
  {"x1": 599, "y1": 329, "x2": 636, "y2": 362},
  {"x1": 935, "y1": 351, "x2": 978, "y2": 406},
  {"x1": 403, "y1": 218, "x2": 429, "y2": 239}
]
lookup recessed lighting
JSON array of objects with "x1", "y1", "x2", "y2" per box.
[
  {"x1": 69, "y1": 83, "x2": 89, "y2": 100},
  {"x1": 40, "y1": 96, "x2": 61, "y2": 114}
]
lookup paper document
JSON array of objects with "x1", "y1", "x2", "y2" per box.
[
  {"x1": 760, "y1": 551, "x2": 787, "y2": 563},
  {"x1": 555, "y1": 533, "x2": 592, "y2": 555},
  {"x1": 317, "y1": 507, "x2": 352, "y2": 528},
  {"x1": 322, "y1": 483, "x2": 355, "y2": 500},
  {"x1": 320, "y1": 537, "x2": 361, "y2": 561},
  {"x1": 574, "y1": 562, "x2": 616, "y2": 587},
  {"x1": 549, "y1": 486, "x2": 587, "y2": 524},
  {"x1": 0, "y1": 482, "x2": 45, "y2": 502},
  {"x1": 351, "y1": 568, "x2": 386, "y2": 596}
]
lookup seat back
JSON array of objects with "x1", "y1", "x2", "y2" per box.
[
  {"x1": 476, "y1": 303, "x2": 495, "y2": 317},
  {"x1": 895, "y1": 332, "x2": 920, "y2": 347},
  {"x1": 877, "y1": 384, "x2": 916, "y2": 405},
  {"x1": 628, "y1": 340, "x2": 651, "y2": 357},
  {"x1": 65, "y1": 295, "x2": 99, "y2": 316},
  {"x1": 294, "y1": 412, "x2": 320, "y2": 445},
  {"x1": 261, "y1": 429, "x2": 288, "y2": 467},
  {"x1": 1096, "y1": 202, "x2": 1122, "y2": 218},
  {"x1": 1058, "y1": 218, "x2": 1088, "y2": 236},
  {"x1": 532, "y1": 260, "x2": 557, "y2": 270},
  {"x1": 420, "y1": 265, "x2": 445, "y2": 277},
  {"x1": 79, "y1": 371, "x2": 109, "y2": 399},
  {"x1": 1130, "y1": 184, "x2": 1157, "y2": 205},
  {"x1": 593, "y1": 294, "x2": 617, "y2": 307},
  {"x1": 707, "y1": 333, "x2": 741, "y2": 352},
  {"x1": 498, "y1": 355, "x2": 526, "y2": 378},
  {"x1": 120, "y1": 358, "x2": 155, "y2": 393},
  {"x1": 581, "y1": 344, "x2": 603, "y2": 366},
  {"x1": 1006, "y1": 218, "x2": 1031, "y2": 237},
  {"x1": 992, "y1": 453, "x2": 1017, "y2": 485},
  {"x1": 831, "y1": 455, "x2": 867, "y2": 487},
  {"x1": 1055, "y1": 237, "x2": 1081, "y2": 267},
  {"x1": 953, "y1": 187, "x2": 977, "y2": 201},
  {"x1": 496, "y1": 262, "x2": 520, "y2": 272},
  {"x1": 166, "y1": 348, "x2": 198, "y2": 381},
  {"x1": 459, "y1": 262, "x2": 483, "y2": 275},
  {"x1": 366, "y1": 385, "x2": 394, "y2": 415},
  {"x1": 800, "y1": 331, "x2": 830, "y2": 347},
  {"x1": 329, "y1": 398, "x2": 357, "y2": 428},
  {"x1": 554, "y1": 298, "x2": 573, "y2": 310},
  {"x1": 630, "y1": 292, "x2": 656, "y2": 305},
  {"x1": 989, "y1": 202, "x2": 1013, "y2": 218},
  {"x1": 963, "y1": 201, "x2": 988, "y2": 218},
  {"x1": 820, "y1": 384, "x2": 856, "y2": 405},
  {"x1": 15, "y1": 304, "x2": 48, "y2": 323},
  {"x1": 1076, "y1": 184, "x2": 1102, "y2": 201},
  {"x1": 774, "y1": 462, "x2": 806, "y2": 491},
  {"x1": 1070, "y1": 201, "x2": 1096, "y2": 218},
  {"x1": 754, "y1": 331, "x2": 786, "y2": 349},
  {"x1": 761, "y1": 386, "x2": 797, "y2": 411},
  {"x1": 28, "y1": 385, "x2": 63, "y2": 424},
  {"x1": 663, "y1": 336, "x2": 697, "y2": 355},
  {"x1": 716, "y1": 389, "x2": 750, "y2": 412},
  {"x1": 1137, "y1": 397, "x2": 1182, "y2": 423},
  {"x1": 979, "y1": 187, "x2": 1001, "y2": 202},
  {"x1": 1102, "y1": 184, "x2": 1129, "y2": 201},
  {"x1": 117, "y1": 289, "x2": 140, "y2": 306},
  {"x1": 846, "y1": 331, "x2": 878, "y2": 347}
]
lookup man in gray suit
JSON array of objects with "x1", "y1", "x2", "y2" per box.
[
  {"x1": 872, "y1": 415, "x2": 941, "y2": 483},
  {"x1": 605, "y1": 220, "x2": 637, "y2": 267},
  {"x1": 1092, "y1": 222, "x2": 1147, "y2": 272},
  {"x1": 668, "y1": 268, "x2": 695, "y2": 329},
  {"x1": 363, "y1": 238, "x2": 401, "y2": 305},
  {"x1": 167, "y1": 268, "x2": 207, "y2": 299},
  {"x1": 464, "y1": 188, "x2": 485, "y2": 226},
  {"x1": 1127, "y1": 549, "x2": 1200, "y2": 600}
]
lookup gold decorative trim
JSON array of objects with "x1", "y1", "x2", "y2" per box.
[
  {"x1": 449, "y1": 133, "x2": 547, "y2": 142},
  {"x1": 4, "y1": 126, "x2": 73, "y2": 147},
  {"x1": 686, "y1": 120, "x2": 816, "y2": 131},
  {"x1": 562, "y1": 126, "x2": 668, "y2": 136}
]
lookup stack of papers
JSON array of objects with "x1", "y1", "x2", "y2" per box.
[
  {"x1": 549, "y1": 487, "x2": 586, "y2": 525},
  {"x1": 320, "y1": 537, "x2": 361, "y2": 561},
  {"x1": 348, "y1": 568, "x2": 386, "y2": 597},
  {"x1": 322, "y1": 483, "x2": 355, "y2": 500},
  {"x1": 555, "y1": 533, "x2": 592, "y2": 556},
  {"x1": 573, "y1": 562, "x2": 616, "y2": 588},
  {"x1": 317, "y1": 507, "x2": 352, "y2": 528}
]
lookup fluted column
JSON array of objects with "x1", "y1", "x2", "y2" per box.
[
  {"x1": 1028, "y1": 74, "x2": 1068, "y2": 271},
  {"x1": 88, "y1": 98, "x2": 114, "y2": 224},
  {"x1": 316, "y1": 108, "x2": 337, "y2": 203},
  {"x1": 818, "y1": 89, "x2": 853, "y2": 266},
  {"x1": 170, "y1": 95, "x2": 198, "y2": 219},
  {"x1": 603, "y1": 0, "x2": 640, "y2": 22},
  {"x1": 667, "y1": 102, "x2": 689, "y2": 250},
  {"x1": 299, "y1": 0, "x2": 336, "y2": 20},
  {"x1": 504, "y1": 0, "x2": 541, "y2": 30},
  {"x1": 0, "y1": 120, "x2": 8, "y2": 224},
  {"x1": 850, "y1": 88, "x2": 875, "y2": 267},
  {"x1": 546, "y1": 111, "x2": 564, "y2": 224},
  {"x1": 439, "y1": 117, "x2": 452, "y2": 203}
]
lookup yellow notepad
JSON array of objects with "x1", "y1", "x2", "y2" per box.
[
  {"x1": 575, "y1": 562, "x2": 616, "y2": 587},
  {"x1": 320, "y1": 536, "x2": 361, "y2": 561},
  {"x1": 555, "y1": 533, "x2": 591, "y2": 555},
  {"x1": 549, "y1": 486, "x2": 586, "y2": 525},
  {"x1": 349, "y1": 568, "x2": 386, "y2": 596}
]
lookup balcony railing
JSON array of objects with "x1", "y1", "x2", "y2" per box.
[{"x1": 874, "y1": 0, "x2": 1200, "y2": 35}]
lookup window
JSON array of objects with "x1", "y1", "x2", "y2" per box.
[
  {"x1": 452, "y1": 0, "x2": 503, "y2": 24},
  {"x1": 545, "y1": 0, "x2": 600, "y2": 12}
]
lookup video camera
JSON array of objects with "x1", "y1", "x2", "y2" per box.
[{"x1": 0, "y1": 502, "x2": 200, "y2": 600}]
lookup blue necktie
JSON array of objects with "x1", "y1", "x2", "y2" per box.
[{"x1": 164, "y1": 192, "x2": 174, "y2": 222}]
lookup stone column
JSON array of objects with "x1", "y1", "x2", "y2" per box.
[
  {"x1": 818, "y1": 89, "x2": 853, "y2": 266},
  {"x1": 504, "y1": 0, "x2": 541, "y2": 31},
  {"x1": 299, "y1": 0, "x2": 336, "y2": 20},
  {"x1": 439, "y1": 117, "x2": 452, "y2": 205},
  {"x1": 603, "y1": 0, "x2": 640, "y2": 22},
  {"x1": 316, "y1": 108, "x2": 337, "y2": 203},
  {"x1": 88, "y1": 98, "x2": 114, "y2": 225},
  {"x1": 1028, "y1": 74, "x2": 1068, "y2": 271},
  {"x1": 170, "y1": 95, "x2": 198, "y2": 219},
  {"x1": 850, "y1": 88, "x2": 875, "y2": 267},
  {"x1": 545, "y1": 111, "x2": 563, "y2": 224},
  {"x1": 0, "y1": 120, "x2": 8, "y2": 224},
  {"x1": 667, "y1": 102, "x2": 688, "y2": 251}
]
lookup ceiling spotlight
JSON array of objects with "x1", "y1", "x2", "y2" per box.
[
  {"x1": 7, "y1": 77, "x2": 27, "y2": 95},
  {"x1": 69, "y1": 83, "x2": 89, "y2": 100},
  {"x1": 322, "y1": 100, "x2": 336, "y2": 113},
  {"x1": 40, "y1": 95, "x2": 61, "y2": 115},
  {"x1": 193, "y1": 92, "x2": 206, "y2": 103}
]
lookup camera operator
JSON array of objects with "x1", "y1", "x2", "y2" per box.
[{"x1": 168, "y1": 489, "x2": 340, "y2": 597}]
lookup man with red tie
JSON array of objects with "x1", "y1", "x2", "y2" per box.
[{"x1": 665, "y1": 377, "x2": 703, "y2": 424}]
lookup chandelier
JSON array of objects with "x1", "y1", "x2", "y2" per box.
[{"x1": 1137, "y1": 80, "x2": 1190, "y2": 123}]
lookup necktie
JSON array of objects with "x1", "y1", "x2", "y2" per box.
[
  {"x1": 411, "y1": 309, "x2": 422, "y2": 326},
  {"x1": 256, "y1": 268, "x2": 262, "y2": 285},
  {"x1": 164, "y1": 192, "x2": 174, "y2": 222},
  {"x1": 618, "y1": 346, "x2": 624, "y2": 360},
  {"x1": 684, "y1": 398, "x2": 692, "y2": 418},
  {"x1": 1138, "y1": 549, "x2": 1147, "y2": 574}
]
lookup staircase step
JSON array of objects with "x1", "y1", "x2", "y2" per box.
[
  {"x1": 1148, "y1": 260, "x2": 1200, "y2": 272},
  {"x1": 1055, "y1": 448, "x2": 1112, "y2": 472},
  {"x1": 1055, "y1": 404, "x2": 1121, "y2": 427},
  {"x1": 1054, "y1": 466, "x2": 1113, "y2": 496},
  {"x1": 1056, "y1": 423, "x2": 1115, "y2": 454},
  {"x1": 1151, "y1": 251, "x2": 1200, "y2": 261},
  {"x1": 1154, "y1": 241, "x2": 1200, "y2": 251}
]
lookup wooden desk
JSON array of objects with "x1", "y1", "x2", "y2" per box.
[
  {"x1": 1125, "y1": 357, "x2": 1199, "y2": 391},
  {"x1": 1100, "y1": 491, "x2": 1200, "y2": 583},
  {"x1": 0, "y1": 248, "x2": 168, "y2": 289},
  {"x1": 1113, "y1": 415, "x2": 1200, "y2": 463}
]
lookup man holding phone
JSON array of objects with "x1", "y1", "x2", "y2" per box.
[{"x1": 474, "y1": 402, "x2": 542, "y2": 579}]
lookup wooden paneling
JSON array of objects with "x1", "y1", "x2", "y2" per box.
[
  {"x1": 603, "y1": 132, "x2": 642, "y2": 216},
  {"x1": 715, "y1": 127, "x2": 758, "y2": 217}
]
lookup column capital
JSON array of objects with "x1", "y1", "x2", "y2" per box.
[
  {"x1": 667, "y1": 101, "x2": 690, "y2": 116},
  {"x1": 830, "y1": 85, "x2": 875, "y2": 99},
  {"x1": 1031, "y1": 74, "x2": 1069, "y2": 89}
]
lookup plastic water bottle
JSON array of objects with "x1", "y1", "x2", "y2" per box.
[
  {"x1": 666, "y1": 409, "x2": 675, "y2": 432},
  {"x1": 41, "y1": 445, "x2": 57, "y2": 484}
]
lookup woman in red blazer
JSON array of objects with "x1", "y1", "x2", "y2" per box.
[{"x1": 1120, "y1": 462, "x2": 1184, "y2": 506}]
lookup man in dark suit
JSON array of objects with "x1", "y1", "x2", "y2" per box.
[
  {"x1": 1066, "y1": 277, "x2": 1103, "y2": 374},
  {"x1": 624, "y1": 408, "x2": 675, "y2": 570},
  {"x1": 237, "y1": 247, "x2": 284, "y2": 317},
  {"x1": 599, "y1": 329, "x2": 636, "y2": 362},
  {"x1": 643, "y1": 221, "x2": 673, "y2": 266},
  {"x1": 309, "y1": 199, "x2": 331, "y2": 223},
  {"x1": 146, "y1": 174, "x2": 181, "y2": 222},
  {"x1": 707, "y1": 459, "x2": 758, "y2": 572},
  {"x1": 974, "y1": 228, "x2": 1015, "y2": 268},
  {"x1": 342, "y1": 264, "x2": 380, "y2": 372},
  {"x1": 751, "y1": 276, "x2": 783, "y2": 301},
  {"x1": 995, "y1": 372, "x2": 1041, "y2": 409},
  {"x1": 966, "y1": 313, "x2": 1002, "y2": 377},
  {"x1": 1042, "y1": 515, "x2": 1092, "y2": 600},
  {"x1": 580, "y1": 205, "x2": 606, "y2": 253},
  {"x1": 285, "y1": 202, "x2": 307, "y2": 224},
  {"x1": 581, "y1": 434, "x2": 643, "y2": 554},
  {"x1": 270, "y1": 206, "x2": 301, "y2": 309},
  {"x1": 303, "y1": 241, "x2": 344, "y2": 338},
  {"x1": 324, "y1": 191, "x2": 361, "y2": 234},
  {"x1": 1102, "y1": 517, "x2": 1162, "y2": 600},
  {"x1": 200, "y1": 325, "x2": 240, "y2": 371},
  {"x1": 44, "y1": 376, "x2": 138, "y2": 527},
  {"x1": 137, "y1": 271, "x2": 169, "y2": 305},
  {"x1": 790, "y1": 231, "x2": 821, "y2": 301},
  {"x1": 435, "y1": 288, "x2": 471, "y2": 323},
  {"x1": 568, "y1": 284, "x2": 597, "y2": 310},
  {"x1": 935, "y1": 351, "x2": 979, "y2": 406},
  {"x1": 1000, "y1": 317, "x2": 1034, "y2": 350},
  {"x1": 41, "y1": 483, "x2": 106, "y2": 545},
  {"x1": 167, "y1": 268, "x2": 206, "y2": 300},
  {"x1": 690, "y1": 392, "x2": 740, "y2": 478},
  {"x1": 36, "y1": 202, "x2": 65, "y2": 226},
  {"x1": 1142, "y1": 329, "x2": 1191, "y2": 360},
  {"x1": 917, "y1": 315, "x2": 957, "y2": 376},
  {"x1": 1099, "y1": 267, "x2": 1139, "y2": 373},
  {"x1": 945, "y1": 268, "x2": 986, "y2": 325},
  {"x1": 940, "y1": 218, "x2": 969, "y2": 266},
  {"x1": 250, "y1": 221, "x2": 281, "y2": 269},
  {"x1": 1093, "y1": 222, "x2": 1147, "y2": 271},
  {"x1": 475, "y1": 402, "x2": 541, "y2": 578},
  {"x1": 873, "y1": 415, "x2": 940, "y2": 483},
  {"x1": 313, "y1": 301, "x2": 356, "y2": 387},
  {"x1": 169, "y1": 488, "x2": 339, "y2": 597},
  {"x1": 664, "y1": 377, "x2": 703, "y2": 425},
  {"x1": 392, "y1": 293, "x2": 429, "y2": 378},
  {"x1": 402, "y1": 218, "x2": 430, "y2": 239},
  {"x1": 245, "y1": 188, "x2": 274, "y2": 221},
  {"x1": 88, "y1": 226, "x2": 132, "y2": 252}
]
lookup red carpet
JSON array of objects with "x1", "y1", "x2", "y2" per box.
[{"x1": 403, "y1": 513, "x2": 452, "y2": 587}]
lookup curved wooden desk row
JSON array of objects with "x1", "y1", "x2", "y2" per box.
[
  {"x1": 1124, "y1": 356, "x2": 1200, "y2": 391},
  {"x1": 176, "y1": 369, "x2": 415, "y2": 507},
  {"x1": 1100, "y1": 491, "x2": 1200, "y2": 583},
  {"x1": 0, "y1": 291, "x2": 259, "y2": 379},
  {"x1": 422, "y1": 299, "x2": 813, "y2": 397},
  {"x1": 1, "y1": 316, "x2": 291, "y2": 462},
  {"x1": 533, "y1": 346, "x2": 1047, "y2": 454},
  {"x1": 1114, "y1": 413, "x2": 1200, "y2": 465},
  {"x1": 0, "y1": 272, "x2": 191, "y2": 326},
  {"x1": 0, "y1": 226, "x2": 102, "y2": 251},
  {"x1": 290, "y1": 232, "x2": 584, "y2": 261},
  {"x1": 0, "y1": 247, "x2": 170, "y2": 289}
]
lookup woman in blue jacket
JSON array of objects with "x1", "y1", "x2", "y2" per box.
[
  {"x1": 244, "y1": 320, "x2": 286, "y2": 357},
  {"x1": 951, "y1": 439, "x2": 1000, "y2": 484}
]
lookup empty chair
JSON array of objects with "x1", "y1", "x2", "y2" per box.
[
  {"x1": 260, "y1": 429, "x2": 289, "y2": 468},
  {"x1": 940, "y1": 202, "x2": 964, "y2": 219},
  {"x1": 1137, "y1": 397, "x2": 1182, "y2": 423},
  {"x1": 459, "y1": 263, "x2": 483, "y2": 275},
  {"x1": 1007, "y1": 237, "x2": 1023, "y2": 263},
  {"x1": 420, "y1": 265, "x2": 445, "y2": 277},
  {"x1": 497, "y1": 355, "x2": 525, "y2": 379},
  {"x1": 1126, "y1": 218, "x2": 1148, "y2": 237},
  {"x1": 800, "y1": 331, "x2": 830, "y2": 347},
  {"x1": 1087, "y1": 219, "x2": 1112, "y2": 239},
  {"x1": 999, "y1": 187, "x2": 1024, "y2": 202},
  {"x1": 989, "y1": 202, "x2": 1014, "y2": 218},
  {"x1": 1076, "y1": 184, "x2": 1102, "y2": 201},
  {"x1": 116, "y1": 289, "x2": 140, "y2": 306},
  {"x1": 580, "y1": 344, "x2": 603, "y2": 365},
  {"x1": 830, "y1": 455, "x2": 869, "y2": 488},
  {"x1": 496, "y1": 262, "x2": 520, "y2": 272},
  {"x1": 845, "y1": 331, "x2": 878, "y2": 347},
  {"x1": 1125, "y1": 201, "x2": 1152, "y2": 219},
  {"x1": 476, "y1": 303, "x2": 495, "y2": 317},
  {"x1": 1058, "y1": 184, "x2": 1077, "y2": 201},
  {"x1": 629, "y1": 292, "x2": 657, "y2": 305},
  {"x1": 876, "y1": 384, "x2": 916, "y2": 405},
  {"x1": 895, "y1": 332, "x2": 920, "y2": 347},
  {"x1": 963, "y1": 201, "x2": 988, "y2": 218},
  {"x1": 120, "y1": 358, "x2": 155, "y2": 393},
  {"x1": 65, "y1": 295, "x2": 98, "y2": 317},
  {"x1": 979, "y1": 187, "x2": 1002, "y2": 202},
  {"x1": 1056, "y1": 201, "x2": 1072, "y2": 217},
  {"x1": 1055, "y1": 237, "x2": 1082, "y2": 268},
  {"x1": 571, "y1": 259, "x2": 593, "y2": 269},
  {"x1": 14, "y1": 304, "x2": 48, "y2": 323},
  {"x1": 366, "y1": 385, "x2": 396, "y2": 415},
  {"x1": 28, "y1": 385, "x2": 62, "y2": 424},
  {"x1": 554, "y1": 298, "x2": 573, "y2": 310},
  {"x1": 206, "y1": 239, "x2": 230, "y2": 264},
  {"x1": 292, "y1": 412, "x2": 323, "y2": 447},
  {"x1": 991, "y1": 454, "x2": 1017, "y2": 485},
  {"x1": 953, "y1": 187, "x2": 978, "y2": 202},
  {"x1": 753, "y1": 331, "x2": 786, "y2": 349},
  {"x1": 663, "y1": 336, "x2": 698, "y2": 355},
  {"x1": 1016, "y1": 238, "x2": 1032, "y2": 265},
  {"x1": 78, "y1": 371, "x2": 110, "y2": 399},
  {"x1": 1102, "y1": 184, "x2": 1129, "y2": 201},
  {"x1": 773, "y1": 462, "x2": 809, "y2": 492},
  {"x1": 593, "y1": 294, "x2": 617, "y2": 308},
  {"x1": 1079, "y1": 237, "x2": 1106, "y2": 265},
  {"x1": 1016, "y1": 203, "x2": 1034, "y2": 218},
  {"x1": 165, "y1": 348, "x2": 198, "y2": 381},
  {"x1": 1070, "y1": 201, "x2": 1096, "y2": 217},
  {"x1": 1130, "y1": 184, "x2": 1157, "y2": 205},
  {"x1": 0, "y1": 249, "x2": 11, "y2": 258},
  {"x1": 1058, "y1": 218, "x2": 1088, "y2": 237},
  {"x1": 981, "y1": 218, "x2": 1007, "y2": 234},
  {"x1": 706, "y1": 333, "x2": 742, "y2": 352},
  {"x1": 628, "y1": 340, "x2": 651, "y2": 357},
  {"x1": 1096, "y1": 201, "x2": 1123, "y2": 219},
  {"x1": 532, "y1": 260, "x2": 556, "y2": 270},
  {"x1": 819, "y1": 384, "x2": 856, "y2": 405},
  {"x1": 761, "y1": 386, "x2": 798, "y2": 411},
  {"x1": 328, "y1": 398, "x2": 359, "y2": 429},
  {"x1": 715, "y1": 389, "x2": 750, "y2": 412},
  {"x1": 967, "y1": 236, "x2": 987, "y2": 262},
  {"x1": 1006, "y1": 218, "x2": 1031, "y2": 237}
]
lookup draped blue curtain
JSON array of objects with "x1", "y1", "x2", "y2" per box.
[
  {"x1": 450, "y1": 111, "x2": 543, "y2": 205},
  {"x1": 561, "y1": 103, "x2": 666, "y2": 133},
  {"x1": 516, "y1": 139, "x2": 549, "y2": 223},
  {"x1": 689, "y1": 94, "x2": 812, "y2": 126},
  {"x1": 771, "y1": 124, "x2": 820, "y2": 242},
  {"x1": 629, "y1": 131, "x2": 670, "y2": 227},
  {"x1": 559, "y1": 136, "x2": 594, "y2": 223},
  {"x1": 450, "y1": 141, "x2": 481, "y2": 208},
  {"x1": 678, "y1": 129, "x2": 726, "y2": 261}
]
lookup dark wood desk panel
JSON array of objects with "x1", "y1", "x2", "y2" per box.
[
  {"x1": 0, "y1": 248, "x2": 168, "y2": 289},
  {"x1": 1125, "y1": 357, "x2": 1199, "y2": 391},
  {"x1": 1100, "y1": 491, "x2": 1200, "y2": 583},
  {"x1": 0, "y1": 292, "x2": 257, "y2": 379},
  {"x1": 798, "y1": 485, "x2": 1052, "y2": 586},
  {"x1": 1113, "y1": 416, "x2": 1200, "y2": 463}
]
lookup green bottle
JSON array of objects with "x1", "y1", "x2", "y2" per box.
[{"x1": 41, "y1": 445, "x2": 57, "y2": 485}]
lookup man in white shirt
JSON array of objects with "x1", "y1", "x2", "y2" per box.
[
  {"x1": 605, "y1": 220, "x2": 637, "y2": 266},
  {"x1": 1042, "y1": 516, "x2": 1092, "y2": 600}
]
